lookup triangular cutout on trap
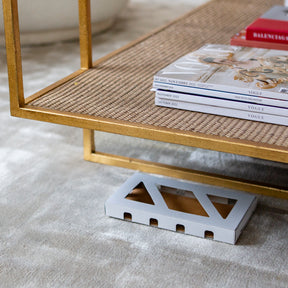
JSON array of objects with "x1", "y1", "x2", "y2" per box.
[
  {"x1": 208, "y1": 194, "x2": 237, "y2": 219},
  {"x1": 159, "y1": 185, "x2": 209, "y2": 217},
  {"x1": 125, "y1": 182, "x2": 155, "y2": 205}
]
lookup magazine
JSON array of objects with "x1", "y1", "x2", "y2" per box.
[
  {"x1": 155, "y1": 97, "x2": 288, "y2": 126},
  {"x1": 152, "y1": 82, "x2": 288, "y2": 108},
  {"x1": 155, "y1": 90, "x2": 288, "y2": 117},
  {"x1": 153, "y1": 44, "x2": 288, "y2": 101}
]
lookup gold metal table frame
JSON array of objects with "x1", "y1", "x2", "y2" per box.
[{"x1": 2, "y1": 0, "x2": 288, "y2": 198}]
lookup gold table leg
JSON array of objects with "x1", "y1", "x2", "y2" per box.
[{"x1": 83, "y1": 129, "x2": 288, "y2": 199}]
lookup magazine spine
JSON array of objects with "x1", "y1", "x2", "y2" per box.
[
  {"x1": 153, "y1": 76, "x2": 288, "y2": 101},
  {"x1": 155, "y1": 97, "x2": 288, "y2": 126},
  {"x1": 155, "y1": 90, "x2": 288, "y2": 116},
  {"x1": 153, "y1": 82, "x2": 288, "y2": 108}
]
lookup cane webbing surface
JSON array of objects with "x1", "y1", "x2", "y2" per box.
[{"x1": 29, "y1": 0, "x2": 288, "y2": 148}]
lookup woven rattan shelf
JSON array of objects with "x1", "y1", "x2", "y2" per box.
[{"x1": 3, "y1": 0, "x2": 288, "y2": 198}]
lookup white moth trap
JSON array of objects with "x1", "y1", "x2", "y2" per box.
[{"x1": 105, "y1": 173, "x2": 257, "y2": 244}]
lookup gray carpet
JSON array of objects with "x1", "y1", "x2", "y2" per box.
[{"x1": 1, "y1": 1, "x2": 288, "y2": 287}]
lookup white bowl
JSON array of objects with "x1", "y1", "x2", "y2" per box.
[{"x1": 0, "y1": 0, "x2": 129, "y2": 45}]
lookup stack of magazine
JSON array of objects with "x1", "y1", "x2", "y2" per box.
[{"x1": 152, "y1": 44, "x2": 288, "y2": 126}]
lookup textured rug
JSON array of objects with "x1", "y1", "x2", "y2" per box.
[{"x1": 1, "y1": 0, "x2": 288, "y2": 287}]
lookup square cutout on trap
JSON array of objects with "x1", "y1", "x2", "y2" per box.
[{"x1": 105, "y1": 173, "x2": 257, "y2": 244}]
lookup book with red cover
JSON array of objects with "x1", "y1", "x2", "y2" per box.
[
  {"x1": 230, "y1": 29, "x2": 288, "y2": 51},
  {"x1": 246, "y1": 5, "x2": 288, "y2": 44}
]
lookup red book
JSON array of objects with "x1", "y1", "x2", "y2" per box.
[
  {"x1": 246, "y1": 5, "x2": 288, "y2": 44},
  {"x1": 230, "y1": 29, "x2": 288, "y2": 51}
]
